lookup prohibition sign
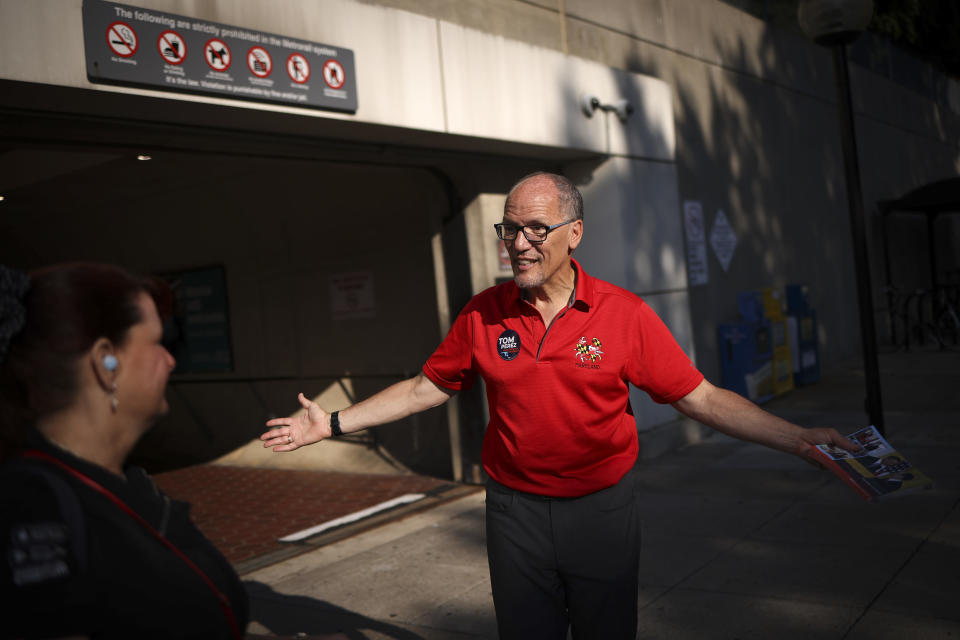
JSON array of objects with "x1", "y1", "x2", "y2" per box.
[
  {"x1": 247, "y1": 46, "x2": 272, "y2": 77},
  {"x1": 322, "y1": 59, "x2": 345, "y2": 89},
  {"x1": 106, "y1": 21, "x2": 138, "y2": 58},
  {"x1": 286, "y1": 53, "x2": 310, "y2": 84},
  {"x1": 157, "y1": 30, "x2": 187, "y2": 65},
  {"x1": 205, "y1": 38, "x2": 232, "y2": 71}
]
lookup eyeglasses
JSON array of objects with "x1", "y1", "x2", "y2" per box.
[{"x1": 494, "y1": 219, "x2": 575, "y2": 243}]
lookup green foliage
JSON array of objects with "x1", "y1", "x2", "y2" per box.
[
  {"x1": 870, "y1": 0, "x2": 960, "y2": 75},
  {"x1": 870, "y1": 0, "x2": 921, "y2": 43}
]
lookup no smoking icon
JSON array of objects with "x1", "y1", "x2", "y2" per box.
[{"x1": 106, "y1": 21, "x2": 138, "y2": 57}]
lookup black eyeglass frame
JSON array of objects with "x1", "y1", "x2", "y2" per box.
[{"x1": 494, "y1": 219, "x2": 576, "y2": 243}]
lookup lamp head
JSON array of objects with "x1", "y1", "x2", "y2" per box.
[{"x1": 798, "y1": 0, "x2": 873, "y2": 46}]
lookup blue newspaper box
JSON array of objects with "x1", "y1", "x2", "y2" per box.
[
  {"x1": 786, "y1": 283, "x2": 811, "y2": 315},
  {"x1": 717, "y1": 320, "x2": 774, "y2": 403},
  {"x1": 788, "y1": 310, "x2": 820, "y2": 385},
  {"x1": 785, "y1": 283, "x2": 819, "y2": 385},
  {"x1": 737, "y1": 291, "x2": 765, "y2": 323}
]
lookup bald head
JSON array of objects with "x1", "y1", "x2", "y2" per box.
[{"x1": 506, "y1": 172, "x2": 583, "y2": 222}]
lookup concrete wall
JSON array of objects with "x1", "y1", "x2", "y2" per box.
[
  {"x1": 558, "y1": 0, "x2": 960, "y2": 373},
  {"x1": 0, "y1": 0, "x2": 674, "y2": 158}
]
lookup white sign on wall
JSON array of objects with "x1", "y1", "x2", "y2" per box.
[
  {"x1": 683, "y1": 200, "x2": 709, "y2": 286},
  {"x1": 710, "y1": 209, "x2": 738, "y2": 272},
  {"x1": 329, "y1": 271, "x2": 376, "y2": 319}
]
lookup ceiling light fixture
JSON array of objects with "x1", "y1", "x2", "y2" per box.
[{"x1": 136, "y1": 154, "x2": 152, "y2": 161}]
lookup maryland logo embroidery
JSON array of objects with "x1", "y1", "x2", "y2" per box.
[{"x1": 575, "y1": 336, "x2": 604, "y2": 364}]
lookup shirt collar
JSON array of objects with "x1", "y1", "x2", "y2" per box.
[
  {"x1": 506, "y1": 258, "x2": 594, "y2": 312},
  {"x1": 569, "y1": 258, "x2": 593, "y2": 311}
]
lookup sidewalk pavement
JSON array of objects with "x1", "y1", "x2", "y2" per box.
[
  {"x1": 159, "y1": 348, "x2": 960, "y2": 639},
  {"x1": 154, "y1": 465, "x2": 464, "y2": 570}
]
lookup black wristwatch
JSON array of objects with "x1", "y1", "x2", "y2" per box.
[{"x1": 330, "y1": 411, "x2": 343, "y2": 437}]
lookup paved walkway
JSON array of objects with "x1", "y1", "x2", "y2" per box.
[{"x1": 160, "y1": 348, "x2": 960, "y2": 639}]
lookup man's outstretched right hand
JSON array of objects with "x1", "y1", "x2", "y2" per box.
[{"x1": 260, "y1": 392, "x2": 333, "y2": 452}]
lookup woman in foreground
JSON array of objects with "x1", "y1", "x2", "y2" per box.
[{"x1": 0, "y1": 262, "x2": 248, "y2": 639}]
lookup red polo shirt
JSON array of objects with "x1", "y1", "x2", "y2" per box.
[{"x1": 423, "y1": 259, "x2": 703, "y2": 497}]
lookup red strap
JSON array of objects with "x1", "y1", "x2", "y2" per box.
[{"x1": 21, "y1": 450, "x2": 242, "y2": 640}]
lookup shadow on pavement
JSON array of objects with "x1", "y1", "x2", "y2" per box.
[{"x1": 245, "y1": 580, "x2": 424, "y2": 640}]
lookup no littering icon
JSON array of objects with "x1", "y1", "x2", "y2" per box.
[{"x1": 247, "y1": 46, "x2": 273, "y2": 77}]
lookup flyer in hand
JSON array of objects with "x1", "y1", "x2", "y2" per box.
[{"x1": 810, "y1": 425, "x2": 934, "y2": 502}]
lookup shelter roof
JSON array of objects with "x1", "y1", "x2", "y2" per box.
[{"x1": 879, "y1": 176, "x2": 960, "y2": 214}]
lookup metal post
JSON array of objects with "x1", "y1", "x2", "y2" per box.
[{"x1": 832, "y1": 44, "x2": 885, "y2": 434}]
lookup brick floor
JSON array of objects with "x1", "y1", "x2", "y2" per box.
[{"x1": 153, "y1": 465, "x2": 452, "y2": 566}]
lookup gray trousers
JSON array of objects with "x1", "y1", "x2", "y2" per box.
[{"x1": 485, "y1": 464, "x2": 641, "y2": 640}]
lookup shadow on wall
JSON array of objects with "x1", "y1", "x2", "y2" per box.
[
  {"x1": 571, "y1": 10, "x2": 956, "y2": 383},
  {"x1": 661, "y1": 31, "x2": 856, "y2": 384}
]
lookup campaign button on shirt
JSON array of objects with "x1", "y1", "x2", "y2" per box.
[{"x1": 497, "y1": 329, "x2": 521, "y2": 361}]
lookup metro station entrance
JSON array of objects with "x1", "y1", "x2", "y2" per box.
[{"x1": 1, "y1": 105, "x2": 456, "y2": 478}]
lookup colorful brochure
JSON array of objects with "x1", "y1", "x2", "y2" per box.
[{"x1": 810, "y1": 425, "x2": 934, "y2": 502}]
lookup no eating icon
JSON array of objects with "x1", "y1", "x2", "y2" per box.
[{"x1": 158, "y1": 30, "x2": 187, "y2": 65}]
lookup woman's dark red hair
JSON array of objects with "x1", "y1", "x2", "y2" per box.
[{"x1": 0, "y1": 263, "x2": 170, "y2": 458}]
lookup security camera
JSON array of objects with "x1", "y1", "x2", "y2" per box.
[
  {"x1": 611, "y1": 99, "x2": 634, "y2": 122},
  {"x1": 580, "y1": 94, "x2": 601, "y2": 118},
  {"x1": 580, "y1": 94, "x2": 634, "y2": 123}
]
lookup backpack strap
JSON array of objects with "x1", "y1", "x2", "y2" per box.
[{"x1": 20, "y1": 450, "x2": 242, "y2": 640}]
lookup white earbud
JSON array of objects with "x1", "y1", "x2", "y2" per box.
[{"x1": 103, "y1": 354, "x2": 118, "y2": 372}]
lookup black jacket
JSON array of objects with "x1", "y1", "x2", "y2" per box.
[{"x1": 0, "y1": 430, "x2": 248, "y2": 639}]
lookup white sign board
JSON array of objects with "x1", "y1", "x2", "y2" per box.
[
  {"x1": 683, "y1": 200, "x2": 709, "y2": 286},
  {"x1": 330, "y1": 271, "x2": 376, "y2": 319},
  {"x1": 710, "y1": 209, "x2": 738, "y2": 272}
]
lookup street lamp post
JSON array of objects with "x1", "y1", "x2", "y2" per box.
[{"x1": 798, "y1": 0, "x2": 885, "y2": 434}]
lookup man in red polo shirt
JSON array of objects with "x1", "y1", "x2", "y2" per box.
[{"x1": 262, "y1": 172, "x2": 859, "y2": 640}]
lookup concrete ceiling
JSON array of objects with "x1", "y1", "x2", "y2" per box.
[{"x1": 0, "y1": 146, "x2": 255, "y2": 217}]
